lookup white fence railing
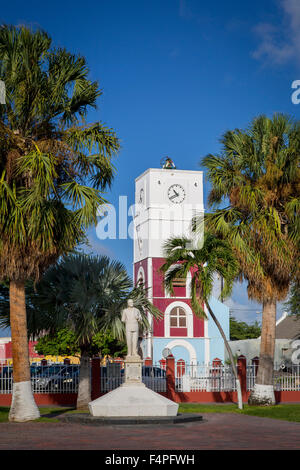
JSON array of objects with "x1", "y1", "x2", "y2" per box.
[
  {"x1": 247, "y1": 363, "x2": 300, "y2": 392},
  {"x1": 176, "y1": 362, "x2": 300, "y2": 393},
  {"x1": 175, "y1": 363, "x2": 237, "y2": 392},
  {"x1": 274, "y1": 364, "x2": 300, "y2": 392},
  {"x1": 1, "y1": 361, "x2": 299, "y2": 394}
]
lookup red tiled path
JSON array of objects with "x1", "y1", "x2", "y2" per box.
[{"x1": 0, "y1": 413, "x2": 299, "y2": 450}]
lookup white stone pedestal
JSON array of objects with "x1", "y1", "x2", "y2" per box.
[
  {"x1": 124, "y1": 355, "x2": 143, "y2": 384},
  {"x1": 88, "y1": 356, "x2": 179, "y2": 418}
]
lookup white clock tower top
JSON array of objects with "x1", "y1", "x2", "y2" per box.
[{"x1": 134, "y1": 167, "x2": 204, "y2": 262}]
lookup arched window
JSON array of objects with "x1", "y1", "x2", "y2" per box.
[
  {"x1": 164, "y1": 301, "x2": 193, "y2": 338},
  {"x1": 136, "y1": 266, "x2": 145, "y2": 287},
  {"x1": 170, "y1": 307, "x2": 187, "y2": 328}
]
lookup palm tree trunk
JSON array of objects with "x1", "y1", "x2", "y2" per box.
[
  {"x1": 76, "y1": 349, "x2": 91, "y2": 410},
  {"x1": 206, "y1": 301, "x2": 243, "y2": 410},
  {"x1": 8, "y1": 280, "x2": 40, "y2": 422},
  {"x1": 248, "y1": 299, "x2": 276, "y2": 405}
]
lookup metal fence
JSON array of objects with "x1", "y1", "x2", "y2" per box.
[
  {"x1": 176, "y1": 362, "x2": 300, "y2": 393},
  {"x1": 0, "y1": 363, "x2": 167, "y2": 394},
  {"x1": 100, "y1": 364, "x2": 167, "y2": 393},
  {"x1": 247, "y1": 363, "x2": 300, "y2": 392},
  {"x1": 0, "y1": 364, "x2": 79, "y2": 394},
  {"x1": 274, "y1": 365, "x2": 300, "y2": 391},
  {"x1": 175, "y1": 363, "x2": 237, "y2": 392},
  {"x1": 1, "y1": 361, "x2": 299, "y2": 394}
]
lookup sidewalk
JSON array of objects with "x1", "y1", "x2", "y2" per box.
[{"x1": 0, "y1": 412, "x2": 299, "y2": 450}]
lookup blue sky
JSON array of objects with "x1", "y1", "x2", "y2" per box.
[{"x1": 1, "y1": 0, "x2": 300, "y2": 331}]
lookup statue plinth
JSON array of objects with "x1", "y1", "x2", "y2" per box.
[
  {"x1": 124, "y1": 355, "x2": 144, "y2": 386},
  {"x1": 88, "y1": 352, "x2": 179, "y2": 417}
]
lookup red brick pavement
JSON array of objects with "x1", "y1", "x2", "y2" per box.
[{"x1": 0, "y1": 413, "x2": 299, "y2": 450}]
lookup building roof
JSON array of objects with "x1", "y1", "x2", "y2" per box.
[{"x1": 275, "y1": 312, "x2": 300, "y2": 340}]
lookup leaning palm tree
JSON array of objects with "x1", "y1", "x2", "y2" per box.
[
  {"x1": 161, "y1": 233, "x2": 243, "y2": 409},
  {"x1": 0, "y1": 254, "x2": 161, "y2": 410},
  {"x1": 0, "y1": 25, "x2": 120, "y2": 421},
  {"x1": 200, "y1": 113, "x2": 300, "y2": 405}
]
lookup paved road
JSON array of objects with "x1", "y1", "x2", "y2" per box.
[{"x1": 0, "y1": 413, "x2": 299, "y2": 450}]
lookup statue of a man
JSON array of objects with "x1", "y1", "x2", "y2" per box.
[{"x1": 121, "y1": 299, "x2": 142, "y2": 357}]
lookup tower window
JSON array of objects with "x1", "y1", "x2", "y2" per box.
[
  {"x1": 170, "y1": 307, "x2": 187, "y2": 328},
  {"x1": 172, "y1": 278, "x2": 186, "y2": 288}
]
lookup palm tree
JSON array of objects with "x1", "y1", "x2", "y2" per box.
[
  {"x1": 0, "y1": 25, "x2": 120, "y2": 421},
  {"x1": 160, "y1": 233, "x2": 243, "y2": 409},
  {"x1": 200, "y1": 114, "x2": 300, "y2": 405},
  {"x1": 1, "y1": 254, "x2": 162, "y2": 410}
]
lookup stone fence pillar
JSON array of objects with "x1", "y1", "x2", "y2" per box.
[
  {"x1": 237, "y1": 355, "x2": 247, "y2": 399},
  {"x1": 91, "y1": 357, "x2": 101, "y2": 400},
  {"x1": 144, "y1": 357, "x2": 152, "y2": 367},
  {"x1": 166, "y1": 354, "x2": 176, "y2": 400}
]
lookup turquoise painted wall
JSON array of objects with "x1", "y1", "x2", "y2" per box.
[{"x1": 207, "y1": 296, "x2": 229, "y2": 362}]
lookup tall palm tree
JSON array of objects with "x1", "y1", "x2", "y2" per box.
[
  {"x1": 161, "y1": 234, "x2": 243, "y2": 409},
  {"x1": 0, "y1": 25, "x2": 120, "y2": 421},
  {"x1": 0, "y1": 254, "x2": 162, "y2": 410},
  {"x1": 200, "y1": 114, "x2": 300, "y2": 405}
]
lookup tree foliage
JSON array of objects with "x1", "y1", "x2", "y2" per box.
[
  {"x1": 199, "y1": 114, "x2": 300, "y2": 304},
  {"x1": 161, "y1": 233, "x2": 239, "y2": 318},
  {"x1": 35, "y1": 328, "x2": 127, "y2": 358},
  {"x1": 0, "y1": 25, "x2": 120, "y2": 284},
  {"x1": 229, "y1": 316, "x2": 261, "y2": 340}
]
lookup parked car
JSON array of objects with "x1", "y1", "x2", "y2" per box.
[
  {"x1": 0, "y1": 364, "x2": 80, "y2": 393},
  {"x1": 32, "y1": 365, "x2": 79, "y2": 392}
]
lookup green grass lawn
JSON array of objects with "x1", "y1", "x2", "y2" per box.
[
  {"x1": 1, "y1": 404, "x2": 300, "y2": 423},
  {"x1": 0, "y1": 406, "x2": 75, "y2": 423},
  {"x1": 179, "y1": 403, "x2": 300, "y2": 422}
]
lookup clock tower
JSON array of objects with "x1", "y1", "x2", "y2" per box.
[{"x1": 133, "y1": 164, "x2": 229, "y2": 365}]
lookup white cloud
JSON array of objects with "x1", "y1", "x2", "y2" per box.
[{"x1": 252, "y1": 0, "x2": 300, "y2": 66}]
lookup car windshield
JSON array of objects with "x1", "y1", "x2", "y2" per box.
[
  {"x1": 142, "y1": 366, "x2": 165, "y2": 377},
  {"x1": 31, "y1": 366, "x2": 67, "y2": 377}
]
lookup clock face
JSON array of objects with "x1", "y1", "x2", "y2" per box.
[{"x1": 168, "y1": 184, "x2": 185, "y2": 204}]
